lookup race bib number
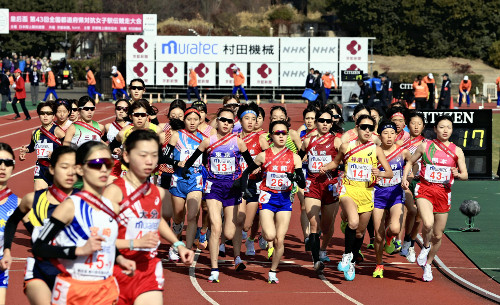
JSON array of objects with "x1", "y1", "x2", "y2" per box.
[
  {"x1": 304, "y1": 180, "x2": 312, "y2": 193},
  {"x1": 196, "y1": 175, "x2": 203, "y2": 188},
  {"x1": 125, "y1": 218, "x2": 160, "y2": 251},
  {"x1": 240, "y1": 155, "x2": 256, "y2": 172},
  {"x1": 266, "y1": 172, "x2": 291, "y2": 191},
  {"x1": 180, "y1": 149, "x2": 201, "y2": 167},
  {"x1": 170, "y1": 175, "x2": 178, "y2": 188},
  {"x1": 34, "y1": 165, "x2": 41, "y2": 177},
  {"x1": 346, "y1": 163, "x2": 372, "y2": 182},
  {"x1": 258, "y1": 191, "x2": 271, "y2": 204},
  {"x1": 204, "y1": 180, "x2": 213, "y2": 193},
  {"x1": 210, "y1": 157, "x2": 236, "y2": 175},
  {"x1": 378, "y1": 170, "x2": 402, "y2": 187},
  {"x1": 35, "y1": 142, "x2": 53, "y2": 158},
  {"x1": 308, "y1": 155, "x2": 332, "y2": 173},
  {"x1": 424, "y1": 165, "x2": 451, "y2": 184}
]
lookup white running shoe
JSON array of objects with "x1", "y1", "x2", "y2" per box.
[
  {"x1": 417, "y1": 245, "x2": 431, "y2": 267},
  {"x1": 407, "y1": 246, "x2": 416, "y2": 263},
  {"x1": 400, "y1": 240, "x2": 411, "y2": 257},
  {"x1": 319, "y1": 250, "x2": 331, "y2": 262},
  {"x1": 169, "y1": 246, "x2": 180, "y2": 262},
  {"x1": 172, "y1": 222, "x2": 184, "y2": 238},
  {"x1": 268, "y1": 271, "x2": 279, "y2": 284},
  {"x1": 344, "y1": 262, "x2": 356, "y2": 281},
  {"x1": 208, "y1": 271, "x2": 220, "y2": 283},
  {"x1": 258, "y1": 235, "x2": 268, "y2": 250},
  {"x1": 234, "y1": 256, "x2": 246, "y2": 271},
  {"x1": 245, "y1": 239, "x2": 256, "y2": 256},
  {"x1": 337, "y1": 252, "x2": 353, "y2": 272},
  {"x1": 422, "y1": 264, "x2": 433, "y2": 282}
]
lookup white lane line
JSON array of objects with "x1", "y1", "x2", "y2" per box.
[
  {"x1": 0, "y1": 115, "x2": 40, "y2": 126},
  {"x1": 318, "y1": 273, "x2": 364, "y2": 305},
  {"x1": 12, "y1": 165, "x2": 35, "y2": 177},
  {"x1": 204, "y1": 291, "x2": 337, "y2": 294},
  {"x1": 189, "y1": 249, "x2": 219, "y2": 305}
]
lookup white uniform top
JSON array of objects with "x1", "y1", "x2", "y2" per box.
[
  {"x1": 107, "y1": 121, "x2": 130, "y2": 144},
  {"x1": 53, "y1": 195, "x2": 118, "y2": 281}
]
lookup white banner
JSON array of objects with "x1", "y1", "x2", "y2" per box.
[
  {"x1": 250, "y1": 63, "x2": 278, "y2": 87},
  {"x1": 187, "y1": 62, "x2": 216, "y2": 86},
  {"x1": 313, "y1": 62, "x2": 339, "y2": 88},
  {"x1": 0, "y1": 9, "x2": 9, "y2": 34},
  {"x1": 126, "y1": 35, "x2": 155, "y2": 61},
  {"x1": 339, "y1": 38, "x2": 368, "y2": 62},
  {"x1": 142, "y1": 14, "x2": 157, "y2": 36},
  {"x1": 280, "y1": 37, "x2": 309, "y2": 62},
  {"x1": 156, "y1": 62, "x2": 184, "y2": 86},
  {"x1": 218, "y1": 62, "x2": 247, "y2": 87},
  {"x1": 309, "y1": 38, "x2": 339, "y2": 62},
  {"x1": 338, "y1": 62, "x2": 368, "y2": 86},
  {"x1": 126, "y1": 61, "x2": 155, "y2": 85},
  {"x1": 156, "y1": 36, "x2": 279, "y2": 62},
  {"x1": 280, "y1": 62, "x2": 309, "y2": 87}
]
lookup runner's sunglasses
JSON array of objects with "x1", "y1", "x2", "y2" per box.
[
  {"x1": 84, "y1": 158, "x2": 114, "y2": 170},
  {"x1": 317, "y1": 118, "x2": 333, "y2": 124},
  {"x1": 79, "y1": 106, "x2": 96, "y2": 111},
  {"x1": 359, "y1": 124, "x2": 375, "y2": 132},
  {"x1": 218, "y1": 117, "x2": 234, "y2": 124},
  {"x1": 38, "y1": 111, "x2": 54, "y2": 116},
  {"x1": 132, "y1": 112, "x2": 148, "y2": 118},
  {"x1": 272, "y1": 130, "x2": 288, "y2": 136},
  {"x1": 0, "y1": 159, "x2": 15, "y2": 167},
  {"x1": 129, "y1": 86, "x2": 145, "y2": 91},
  {"x1": 115, "y1": 106, "x2": 128, "y2": 112}
]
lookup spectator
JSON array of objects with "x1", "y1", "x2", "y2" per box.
[
  {"x1": 380, "y1": 73, "x2": 393, "y2": 108},
  {"x1": 413, "y1": 75, "x2": 429, "y2": 110},
  {"x1": 35, "y1": 57, "x2": 42, "y2": 70},
  {"x1": 6, "y1": 70, "x2": 13, "y2": 102},
  {"x1": 187, "y1": 67, "x2": 201, "y2": 103},
  {"x1": 12, "y1": 69, "x2": 30, "y2": 120},
  {"x1": 496, "y1": 73, "x2": 500, "y2": 108},
  {"x1": 357, "y1": 79, "x2": 373, "y2": 106},
  {"x1": 0, "y1": 72, "x2": 9, "y2": 111},
  {"x1": 437, "y1": 73, "x2": 452, "y2": 109},
  {"x1": 458, "y1": 75, "x2": 471, "y2": 107},
  {"x1": 85, "y1": 66, "x2": 102, "y2": 100},
  {"x1": 321, "y1": 71, "x2": 337, "y2": 102},
  {"x1": 42, "y1": 67, "x2": 58, "y2": 101},
  {"x1": 19, "y1": 56, "x2": 26, "y2": 73},
  {"x1": 305, "y1": 67, "x2": 315, "y2": 89},
  {"x1": 231, "y1": 66, "x2": 248, "y2": 101},
  {"x1": 2, "y1": 57, "x2": 11, "y2": 73},
  {"x1": 369, "y1": 70, "x2": 383, "y2": 101},
  {"x1": 12, "y1": 54, "x2": 19, "y2": 71},
  {"x1": 111, "y1": 66, "x2": 128, "y2": 100},
  {"x1": 29, "y1": 65, "x2": 41, "y2": 106},
  {"x1": 312, "y1": 70, "x2": 326, "y2": 106},
  {"x1": 423, "y1": 73, "x2": 435, "y2": 109}
]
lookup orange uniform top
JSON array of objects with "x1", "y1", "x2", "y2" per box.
[
  {"x1": 233, "y1": 72, "x2": 245, "y2": 86},
  {"x1": 459, "y1": 80, "x2": 471, "y2": 93},
  {"x1": 112, "y1": 71, "x2": 125, "y2": 89},
  {"x1": 496, "y1": 76, "x2": 500, "y2": 91},
  {"x1": 413, "y1": 80, "x2": 429, "y2": 98},
  {"x1": 86, "y1": 70, "x2": 96, "y2": 86},
  {"x1": 322, "y1": 74, "x2": 338, "y2": 89},
  {"x1": 188, "y1": 70, "x2": 197, "y2": 87},
  {"x1": 47, "y1": 71, "x2": 56, "y2": 87},
  {"x1": 423, "y1": 76, "x2": 435, "y2": 84}
]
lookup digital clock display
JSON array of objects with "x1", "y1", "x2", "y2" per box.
[{"x1": 421, "y1": 110, "x2": 492, "y2": 178}]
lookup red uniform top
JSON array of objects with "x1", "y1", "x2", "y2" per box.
[
  {"x1": 306, "y1": 133, "x2": 340, "y2": 180},
  {"x1": 419, "y1": 141, "x2": 457, "y2": 189},
  {"x1": 260, "y1": 148, "x2": 295, "y2": 193},
  {"x1": 240, "y1": 132, "x2": 263, "y2": 179},
  {"x1": 15, "y1": 76, "x2": 26, "y2": 99},
  {"x1": 114, "y1": 177, "x2": 162, "y2": 262}
]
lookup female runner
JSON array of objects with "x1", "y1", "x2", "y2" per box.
[
  {"x1": 320, "y1": 114, "x2": 393, "y2": 281},
  {"x1": 104, "y1": 99, "x2": 131, "y2": 183},
  {"x1": 181, "y1": 107, "x2": 255, "y2": 283},
  {"x1": 372, "y1": 121, "x2": 411, "y2": 279},
  {"x1": 0, "y1": 143, "x2": 21, "y2": 305},
  {"x1": 104, "y1": 130, "x2": 193, "y2": 305},
  {"x1": 397, "y1": 111, "x2": 427, "y2": 262},
  {"x1": 68, "y1": 100, "x2": 79, "y2": 122},
  {"x1": 2, "y1": 146, "x2": 77, "y2": 305},
  {"x1": 19, "y1": 101, "x2": 65, "y2": 191},
  {"x1": 299, "y1": 107, "x2": 342, "y2": 272},
  {"x1": 63, "y1": 96, "x2": 105, "y2": 148},
  {"x1": 254, "y1": 106, "x2": 266, "y2": 133},
  {"x1": 341, "y1": 104, "x2": 380, "y2": 144},
  {"x1": 128, "y1": 78, "x2": 160, "y2": 125},
  {"x1": 32, "y1": 141, "x2": 136, "y2": 305},
  {"x1": 402, "y1": 115, "x2": 468, "y2": 282},
  {"x1": 54, "y1": 99, "x2": 73, "y2": 132},
  {"x1": 243, "y1": 120, "x2": 305, "y2": 283},
  {"x1": 210, "y1": 95, "x2": 241, "y2": 132}
]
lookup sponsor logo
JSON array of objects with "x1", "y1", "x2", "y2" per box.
[
  {"x1": 257, "y1": 64, "x2": 272, "y2": 78},
  {"x1": 282, "y1": 46, "x2": 307, "y2": 54},
  {"x1": 195, "y1": 63, "x2": 209, "y2": 77},
  {"x1": 161, "y1": 40, "x2": 218, "y2": 55},
  {"x1": 312, "y1": 46, "x2": 336, "y2": 54},
  {"x1": 346, "y1": 40, "x2": 361, "y2": 55},
  {"x1": 346, "y1": 64, "x2": 360, "y2": 71},
  {"x1": 282, "y1": 70, "x2": 306, "y2": 78},
  {"x1": 133, "y1": 62, "x2": 148, "y2": 77},
  {"x1": 133, "y1": 38, "x2": 148, "y2": 53},
  {"x1": 162, "y1": 63, "x2": 178, "y2": 77}
]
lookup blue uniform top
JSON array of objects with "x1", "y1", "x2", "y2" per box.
[
  {"x1": 0, "y1": 193, "x2": 19, "y2": 255},
  {"x1": 173, "y1": 130, "x2": 204, "y2": 176},
  {"x1": 369, "y1": 77, "x2": 382, "y2": 91}
]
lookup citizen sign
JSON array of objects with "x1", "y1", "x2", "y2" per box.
[
  {"x1": 399, "y1": 83, "x2": 413, "y2": 90},
  {"x1": 422, "y1": 111, "x2": 474, "y2": 124}
]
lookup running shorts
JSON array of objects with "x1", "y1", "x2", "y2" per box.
[
  {"x1": 304, "y1": 176, "x2": 338, "y2": 205},
  {"x1": 204, "y1": 179, "x2": 241, "y2": 207},
  {"x1": 169, "y1": 173, "x2": 203, "y2": 199},
  {"x1": 0, "y1": 256, "x2": 8, "y2": 288},
  {"x1": 339, "y1": 185, "x2": 374, "y2": 214},
  {"x1": 24, "y1": 257, "x2": 60, "y2": 291},
  {"x1": 34, "y1": 162, "x2": 52, "y2": 185},
  {"x1": 415, "y1": 181, "x2": 451, "y2": 213},
  {"x1": 374, "y1": 184, "x2": 404, "y2": 209},
  {"x1": 258, "y1": 191, "x2": 292, "y2": 213},
  {"x1": 51, "y1": 275, "x2": 119, "y2": 305}
]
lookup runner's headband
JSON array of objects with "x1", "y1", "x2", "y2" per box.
[
  {"x1": 379, "y1": 123, "x2": 397, "y2": 133},
  {"x1": 184, "y1": 108, "x2": 201, "y2": 118},
  {"x1": 391, "y1": 112, "x2": 404, "y2": 119},
  {"x1": 240, "y1": 110, "x2": 257, "y2": 119}
]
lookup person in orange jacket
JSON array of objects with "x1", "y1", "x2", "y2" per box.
[
  {"x1": 42, "y1": 67, "x2": 58, "y2": 101},
  {"x1": 412, "y1": 75, "x2": 429, "y2": 110},
  {"x1": 321, "y1": 71, "x2": 337, "y2": 102},
  {"x1": 12, "y1": 69, "x2": 30, "y2": 120},
  {"x1": 496, "y1": 75, "x2": 500, "y2": 108},
  {"x1": 187, "y1": 67, "x2": 201, "y2": 103},
  {"x1": 458, "y1": 75, "x2": 471, "y2": 107},
  {"x1": 423, "y1": 73, "x2": 435, "y2": 109},
  {"x1": 85, "y1": 66, "x2": 102, "y2": 100},
  {"x1": 111, "y1": 66, "x2": 129, "y2": 100},
  {"x1": 231, "y1": 66, "x2": 248, "y2": 101}
]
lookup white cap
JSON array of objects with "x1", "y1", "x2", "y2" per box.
[
  {"x1": 428, "y1": 73, "x2": 433, "y2": 79},
  {"x1": 464, "y1": 75, "x2": 469, "y2": 80},
  {"x1": 233, "y1": 66, "x2": 238, "y2": 70},
  {"x1": 189, "y1": 66, "x2": 193, "y2": 70},
  {"x1": 46, "y1": 67, "x2": 51, "y2": 72},
  {"x1": 111, "y1": 66, "x2": 117, "y2": 73}
]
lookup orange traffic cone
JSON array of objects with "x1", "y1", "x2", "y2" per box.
[
  {"x1": 281, "y1": 94, "x2": 285, "y2": 104},
  {"x1": 95, "y1": 94, "x2": 99, "y2": 104},
  {"x1": 157, "y1": 93, "x2": 161, "y2": 103},
  {"x1": 149, "y1": 93, "x2": 153, "y2": 105},
  {"x1": 256, "y1": 94, "x2": 261, "y2": 105},
  {"x1": 203, "y1": 94, "x2": 207, "y2": 104}
]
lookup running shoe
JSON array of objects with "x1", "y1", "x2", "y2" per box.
[
  {"x1": 372, "y1": 265, "x2": 384, "y2": 278},
  {"x1": 242, "y1": 230, "x2": 247, "y2": 242},
  {"x1": 235, "y1": 256, "x2": 246, "y2": 272},
  {"x1": 314, "y1": 260, "x2": 325, "y2": 274},
  {"x1": 268, "y1": 271, "x2": 279, "y2": 284},
  {"x1": 384, "y1": 238, "x2": 396, "y2": 254},
  {"x1": 407, "y1": 246, "x2": 416, "y2": 263},
  {"x1": 417, "y1": 245, "x2": 431, "y2": 267},
  {"x1": 338, "y1": 252, "x2": 353, "y2": 272},
  {"x1": 344, "y1": 262, "x2": 356, "y2": 281},
  {"x1": 197, "y1": 230, "x2": 208, "y2": 250},
  {"x1": 172, "y1": 222, "x2": 183, "y2": 239},
  {"x1": 422, "y1": 264, "x2": 433, "y2": 282},
  {"x1": 400, "y1": 240, "x2": 411, "y2": 257},
  {"x1": 304, "y1": 237, "x2": 310, "y2": 251},
  {"x1": 245, "y1": 238, "x2": 256, "y2": 256},
  {"x1": 393, "y1": 239, "x2": 402, "y2": 253},
  {"x1": 367, "y1": 237, "x2": 375, "y2": 250},
  {"x1": 340, "y1": 220, "x2": 348, "y2": 234},
  {"x1": 258, "y1": 235, "x2": 268, "y2": 250},
  {"x1": 319, "y1": 250, "x2": 330, "y2": 262},
  {"x1": 169, "y1": 246, "x2": 180, "y2": 262},
  {"x1": 194, "y1": 227, "x2": 201, "y2": 246},
  {"x1": 219, "y1": 244, "x2": 226, "y2": 257},
  {"x1": 208, "y1": 271, "x2": 220, "y2": 283},
  {"x1": 267, "y1": 247, "x2": 274, "y2": 260},
  {"x1": 355, "y1": 250, "x2": 364, "y2": 264}
]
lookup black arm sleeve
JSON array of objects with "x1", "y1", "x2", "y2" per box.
[
  {"x1": 183, "y1": 148, "x2": 203, "y2": 169},
  {"x1": 3, "y1": 207, "x2": 27, "y2": 251},
  {"x1": 32, "y1": 217, "x2": 77, "y2": 259},
  {"x1": 26, "y1": 137, "x2": 35, "y2": 153},
  {"x1": 108, "y1": 138, "x2": 121, "y2": 151},
  {"x1": 294, "y1": 168, "x2": 306, "y2": 189},
  {"x1": 159, "y1": 143, "x2": 178, "y2": 167},
  {"x1": 101, "y1": 132, "x2": 108, "y2": 142},
  {"x1": 23, "y1": 220, "x2": 34, "y2": 235},
  {"x1": 298, "y1": 149, "x2": 306, "y2": 159},
  {"x1": 241, "y1": 150, "x2": 256, "y2": 169},
  {"x1": 150, "y1": 117, "x2": 160, "y2": 125}
]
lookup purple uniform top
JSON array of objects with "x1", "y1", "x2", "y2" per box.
[{"x1": 207, "y1": 134, "x2": 242, "y2": 181}]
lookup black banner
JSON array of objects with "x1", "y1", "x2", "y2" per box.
[{"x1": 341, "y1": 70, "x2": 363, "y2": 81}]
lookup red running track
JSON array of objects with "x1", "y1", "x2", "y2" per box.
[{"x1": 2, "y1": 102, "x2": 495, "y2": 305}]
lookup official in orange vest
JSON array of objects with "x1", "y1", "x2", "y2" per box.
[
  {"x1": 85, "y1": 66, "x2": 102, "y2": 100},
  {"x1": 231, "y1": 66, "x2": 248, "y2": 101},
  {"x1": 458, "y1": 75, "x2": 471, "y2": 107},
  {"x1": 12, "y1": 69, "x2": 30, "y2": 120},
  {"x1": 187, "y1": 67, "x2": 201, "y2": 103},
  {"x1": 42, "y1": 67, "x2": 58, "y2": 101},
  {"x1": 111, "y1": 66, "x2": 128, "y2": 100},
  {"x1": 423, "y1": 73, "x2": 435, "y2": 109},
  {"x1": 321, "y1": 71, "x2": 337, "y2": 102},
  {"x1": 412, "y1": 75, "x2": 429, "y2": 110}
]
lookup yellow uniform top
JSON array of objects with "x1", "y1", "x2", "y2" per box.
[{"x1": 343, "y1": 140, "x2": 377, "y2": 188}]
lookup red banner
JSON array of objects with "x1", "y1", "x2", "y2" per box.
[{"x1": 9, "y1": 12, "x2": 143, "y2": 33}]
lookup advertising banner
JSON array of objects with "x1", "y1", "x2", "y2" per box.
[
  {"x1": 338, "y1": 62, "x2": 368, "y2": 86},
  {"x1": 156, "y1": 62, "x2": 184, "y2": 86},
  {"x1": 309, "y1": 38, "x2": 339, "y2": 62},
  {"x1": 250, "y1": 63, "x2": 278, "y2": 87},
  {"x1": 126, "y1": 61, "x2": 155, "y2": 85},
  {"x1": 187, "y1": 62, "x2": 216, "y2": 86},
  {"x1": 339, "y1": 38, "x2": 368, "y2": 62},
  {"x1": 218, "y1": 62, "x2": 247, "y2": 87},
  {"x1": 280, "y1": 37, "x2": 309, "y2": 62},
  {"x1": 312, "y1": 62, "x2": 339, "y2": 86},
  {"x1": 126, "y1": 35, "x2": 155, "y2": 61},
  {"x1": 280, "y1": 62, "x2": 309, "y2": 87}
]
